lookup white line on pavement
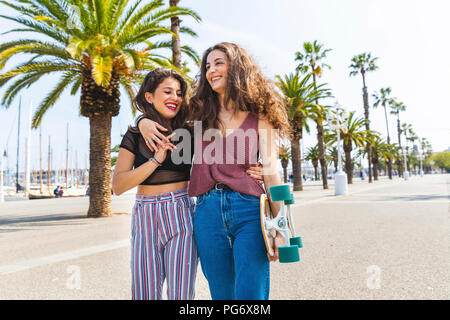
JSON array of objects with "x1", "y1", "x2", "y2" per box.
[{"x1": 0, "y1": 239, "x2": 130, "y2": 276}]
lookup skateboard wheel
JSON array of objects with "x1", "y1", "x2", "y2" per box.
[
  {"x1": 269, "y1": 185, "x2": 291, "y2": 202},
  {"x1": 290, "y1": 236, "x2": 302, "y2": 248},
  {"x1": 284, "y1": 193, "x2": 295, "y2": 205},
  {"x1": 279, "y1": 245, "x2": 300, "y2": 263}
]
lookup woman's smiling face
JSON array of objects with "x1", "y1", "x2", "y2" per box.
[
  {"x1": 205, "y1": 49, "x2": 228, "y2": 96},
  {"x1": 145, "y1": 77, "x2": 183, "y2": 120}
]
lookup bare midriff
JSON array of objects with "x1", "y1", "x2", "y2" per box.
[{"x1": 136, "y1": 180, "x2": 189, "y2": 196}]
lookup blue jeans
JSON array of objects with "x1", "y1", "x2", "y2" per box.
[{"x1": 193, "y1": 189, "x2": 270, "y2": 300}]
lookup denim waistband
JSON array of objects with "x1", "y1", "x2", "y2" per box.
[{"x1": 135, "y1": 188, "x2": 189, "y2": 203}]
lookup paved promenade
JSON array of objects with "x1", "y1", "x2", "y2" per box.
[{"x1": 0, "y1": 174, "x2": 448, "y2": 300}]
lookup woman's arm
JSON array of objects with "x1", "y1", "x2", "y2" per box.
[
  {"x1": 112, "y1": 137, "x2": 173, "y2": 195},
  {"x1": 258, "y1": 117, "x2": 285, "y2": 262},
  {"x1": 138, "y1": 117, "x2": 264, "y2": 182},
  {"x1": 258, "y1": 118, "x2": 283, "y2": 213},
  {"x1": 112, "y1": 148, "x2": 160, "y2": 195}
]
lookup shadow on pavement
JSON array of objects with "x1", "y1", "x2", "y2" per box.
[{"x1": 0, "y1": 214, "x2": 89, "y2": 227}]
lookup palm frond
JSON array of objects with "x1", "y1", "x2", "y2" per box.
[
  {"x1": 91, "y1": 55, "x2": 113, "y2": 86},
  {"x1": 32, "y1": 71, "x2": 76, "y2": 128},
  {"x1": 0, "y1": 60, "x2": 78, "y2": 87},
  {"x1": 0, "y1": 14, "x2": 68, "y2": 44},
  {"x1": 0, "y1": 40, "x2": 74, "y2": 70}
]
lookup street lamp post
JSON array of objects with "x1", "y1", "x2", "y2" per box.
[
  {"x1": 327, "y1": 102, "x2": 349, "y2": 196},
  {"x1": 403, "y1": 147, "x2": 409, "y2": 181},
  {"x1": 419, "y1": 148, "x2": 424, "y2": 177}
]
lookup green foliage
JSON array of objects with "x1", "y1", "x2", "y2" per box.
[
  {"x1": 349, "y1": 52, "x2": 378, "y2": 77},
  {"x1": 304, "y1": 146, "x2": 319, "y2": 163},
  {"x1": 426, "y1": 152, "x2": 450, "y2": 170},
  {"x1": 0, "y1": 0, "x2": 201, "y2": 126},
  {"x1": 326, "y1": 110, "x2": 369, "y2": 152},
  {"x1": 295, "y1": 40, "x2": 332, "y2": 77},
  {"x1": 276, "y1": 71, "x2": 331, "y2": 125},
  {"x1": 372, "y1": 87, "x2": 392, "y2": 110},
  {"x1": 278, "y1": 144, "x2": 291, "y2": 161}
]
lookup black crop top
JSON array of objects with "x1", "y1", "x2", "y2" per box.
[{"x1": 119, "y1": 128, "x2": 194, "y2": 185}]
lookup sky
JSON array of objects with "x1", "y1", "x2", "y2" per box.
[{"x1": 0, "y1": 0, "x2": 449, "y2": 174}]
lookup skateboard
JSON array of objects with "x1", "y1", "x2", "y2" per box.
[{"x1": 260, "y1": 184, "x2": 302, "y2": 263}]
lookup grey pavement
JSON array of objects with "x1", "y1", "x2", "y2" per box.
[{"x1": 0, "y1": 174, "x2": 449, "y2": 300}]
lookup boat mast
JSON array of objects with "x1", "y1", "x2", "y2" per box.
[
  {"x1": 15, "y1": 96, "x2": 21, "y2": 193},
  {"x1": 65, "y1": 123, "x2": 69, "y2": 189}
]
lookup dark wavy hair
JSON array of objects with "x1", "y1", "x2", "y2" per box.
[
  {"x1": 132, "y1": 68, "x2": 190, "y2": 133},
  {"x1": 188, "y1": 42, "x2": 291, "y2": 139}
]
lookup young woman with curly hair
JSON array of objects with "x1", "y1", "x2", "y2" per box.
[{"x1": 138, "y1": 42, "x2": 291, "y2": 300}]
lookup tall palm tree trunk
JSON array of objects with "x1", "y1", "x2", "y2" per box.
[
  {"x1": 170, "y1": 0, "x2": 181, "y2": 69},
  {"x1": 290, "y1": 138, "x2": 303, "y2": 191},
  {"x1": 387, "y1": 155, "x2": 393, "y2": 179},
  {"x1": 344, "y1": 145, "x2": 353, "y2": 184},
  {"x1": 396, "y1": 114, "x2": 403, "y2": 177},
  {"x1": 81, "y1": 70, "x2": 119, "y2": 218},
  {"x1": 312, "y1": 73, "x2": 328, "y2": 189},
  {"x1": 362, "y1": 82, "x2": 373, "y2": 183},
  {"x1": 281, "y1": 159, "x2": 288, "y2": 183},
  {"x1": 372, "y1": 154, "x2": 379, "y2": 180},
  {"x1": 316, "y1": 120, "x2": 328, "y2": 187},
  {"x1": 87, "y1": 114, "x2": 112, "y2": 217},
  {"x1": 313, "y1": 162, "x2": 319, "y2": 180},
  {"x1": 382, "y1": 104, "x2": 393, "y2": 179}
]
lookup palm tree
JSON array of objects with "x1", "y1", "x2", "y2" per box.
[
  {"x1": 349, "y1": 52, "x2": 379, "y2": 183},
  {"x1": 278, "y1": 144, "x2": 291, "y2": 183},
  {"x1": 295, "y1": 40, "x2": 332, "y2": 190},
  {"x1": 276, "y1": 71, "x2": 331, "y2": 191},
  {"x1": 370, "y1": 133, "x2": 393, "y2": 180},
  {"x1": 419, "y1": 138, "x2": 433, "y2": 173},
  {"x1": 324, "y1": 127, "x2": 343, "y2": 174},
  {"x1": 168, "y1": 0, "x2": 198, "y2": 69},
  {"x1": 389, "y1": 99, "x2": 407, "y2": 176},
  {"x1": 170, "y1": 0, "x2": 181, "y2": 68},
  {"x1": 388, "y1": 143, "x2": 402, "y2": 175},
  {"x1": 407, "y1": 130, "x2": 419, "y2": 173},
  {"x1": 0, "y1": 0, "x2": 201, "y2": 217},
  {"x1": 400, "y1": 123, "x2": 413, "y2": 172},
  {"x1": 327, "y1": 111, "x2": 368, "y2": 184},
  {"x1": 304, "y1": 146, "x2": 319, "y2": 180},
  {"x1": 327, "y1": 146, "x2": 339, "y2": 173},
  {"x1": 372, "y1": 87, "x2": 393, "y2": 179}
]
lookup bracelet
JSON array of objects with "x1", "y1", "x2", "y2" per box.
[{"x1": 150, "y1": 157, "x2": 162, "y2": 166}]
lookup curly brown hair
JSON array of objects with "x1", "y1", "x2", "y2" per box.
[{"x1": 188, "y1": 42, "x2": 291, "y2": 139}]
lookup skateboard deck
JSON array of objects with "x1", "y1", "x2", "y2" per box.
[{"x1": 260, "y1": 193, "x2": 275, "y2": 256}]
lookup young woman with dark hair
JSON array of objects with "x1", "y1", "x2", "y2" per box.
[
  {"x1": 138, "y1": 43, "x2": 291, "y2": 300},
  {"x1": 113, "y1": 68, "x2": 197, "y2": 300}
]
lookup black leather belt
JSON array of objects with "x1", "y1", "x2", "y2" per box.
[{"x1": 214, "y1": 183, "x2": 232, "y2": 190}]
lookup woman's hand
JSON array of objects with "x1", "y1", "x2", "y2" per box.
[
  {"x1": 246, "y1": 162, "x2": 264, "y2": 184},
  {"x1": 138, "y1": 118, "x2": 176, "y2": 152},
  {"x1": 267, "y1": 231, "x2": 285, "y2": 262},
  {"x1": 153, "y1": 132, "x2": 176, "y2": 164}
]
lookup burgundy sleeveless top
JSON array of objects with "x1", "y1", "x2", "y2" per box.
[{"x1": 188, "y1": 112, "x2": 265, "y2": 198}]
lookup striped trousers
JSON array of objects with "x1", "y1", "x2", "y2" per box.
[{"x1": 131, "y1": 188, "x2": 198, "y2": 300}]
